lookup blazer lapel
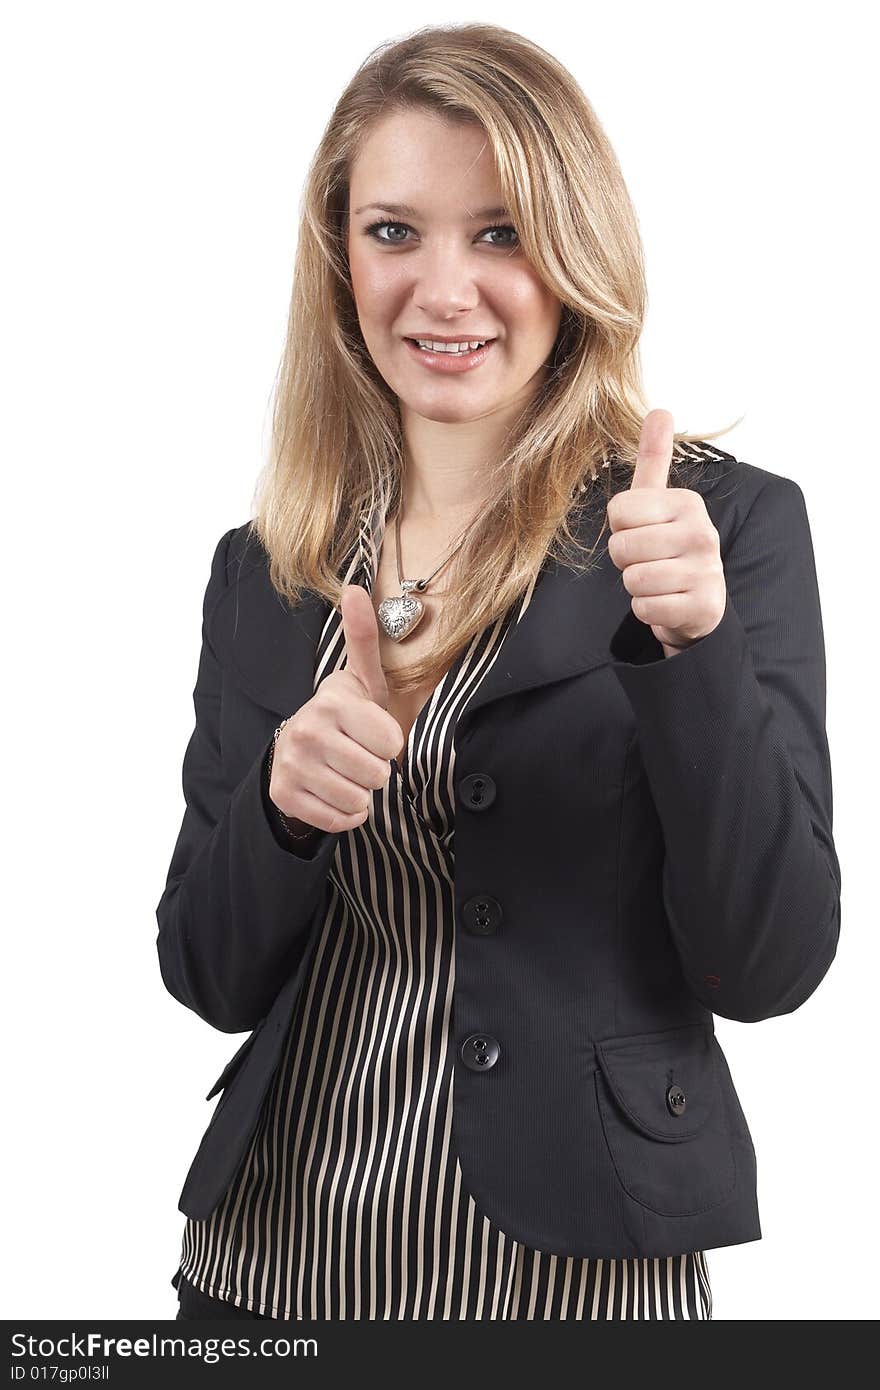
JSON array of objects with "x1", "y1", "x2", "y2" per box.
[
  {"x1": 207, "y1": 492, "x2": 630, "y2": 727},
  {"x1": 206, "y1": 552, "x2": 329, "y2": 719},
  {"x1": 459, "y1": 532, "x2": 625, "y2": 730}
]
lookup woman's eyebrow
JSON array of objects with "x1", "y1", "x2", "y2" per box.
[{"x1": 352, "y1": 201, "x2": 511, "y2": 220}]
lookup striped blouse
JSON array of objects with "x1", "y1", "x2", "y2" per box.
[{"x1": 173, "y1": 498, "x2": 713, "y2": 1320}]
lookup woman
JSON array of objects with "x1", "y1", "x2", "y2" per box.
[{"x1": 159, "y1": 23, "x2": 840, "y2": 1320}]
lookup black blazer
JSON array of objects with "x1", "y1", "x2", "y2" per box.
[{"x1": 156, "y1": 446, "x2": 841, "y2": 1260}]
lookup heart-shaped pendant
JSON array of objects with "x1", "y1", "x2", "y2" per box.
[{"x1": 377, "y1": 593, "x2": 425, "y2": 642}]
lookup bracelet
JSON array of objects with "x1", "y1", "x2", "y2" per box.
[{"x1": 266, "y1": 718, "x2": 319, "y2": 841}]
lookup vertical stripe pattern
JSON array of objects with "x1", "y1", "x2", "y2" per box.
[{"x1": 175, "y1": 495, "x2": 712, "y2": 1320}]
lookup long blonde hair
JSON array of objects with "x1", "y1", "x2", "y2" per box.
[{"x1": 250, "y1": 21, "x2": 742, "y2": 696}]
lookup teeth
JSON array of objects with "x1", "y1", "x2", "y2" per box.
[{"x1": 414, "y1": 339, "x2": 487, "y2": 353}]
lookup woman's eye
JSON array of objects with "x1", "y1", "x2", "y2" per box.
[
  {"x1": 481, "y1": 224, "x2": 519, "y2": 247},
  {"x1": 364, "y1": 221, "x2": 410, "y2": 244},
  {"x1": 364, "y1": 221, "x2": 518, "y2": 248}
]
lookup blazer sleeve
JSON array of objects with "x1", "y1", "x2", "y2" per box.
[
  {"x1": 155, "y1": 527, "x2": 339, "y2": 1034},
  {"x1": 607, "y1": 471, "x2": 841, "y2": 1023}
]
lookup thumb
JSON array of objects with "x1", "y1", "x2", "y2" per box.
[
  {"x1": 340, "y1": 583, "x2": 389, "y2": 708},
  {"x1": 630, "y1": 408, "x2": 674, "y2": 490}
]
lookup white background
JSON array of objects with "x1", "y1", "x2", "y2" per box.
[{"x1": 3, "y1": 1, "x2": 875, "y2": 1321}]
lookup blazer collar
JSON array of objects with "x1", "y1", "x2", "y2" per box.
[{"x1": 208, "y1": 475, "x2": 633, "y2": 735}]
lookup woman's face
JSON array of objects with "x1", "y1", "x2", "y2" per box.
[{"x1": 345, "y1": 109, "x2": 562, "y2": 425}]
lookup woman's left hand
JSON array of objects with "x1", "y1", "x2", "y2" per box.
[{"x1": 606, "y1": 409, "x2": 728, "y2": 657}]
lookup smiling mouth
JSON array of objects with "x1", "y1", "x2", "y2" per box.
[
  {"x1": 404, "y1": 337, "x2": 496, "y2": 353},
  {"x1": 402, "y1": 338, "x2": 497, "y2": 371}
]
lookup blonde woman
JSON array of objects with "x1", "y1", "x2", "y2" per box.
[{"x1": 158, "y1": 23, "x2": 840, "y2": 1321}]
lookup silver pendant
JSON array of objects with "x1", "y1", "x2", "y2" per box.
[{"x1": 377, "y1": 581, "x2": 425, "y2": 642}]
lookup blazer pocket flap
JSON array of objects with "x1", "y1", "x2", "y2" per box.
[
  {"x1": 205, "y1": 1019, "x2": 265, "y2": 1101},
  {"x1": 595, "y1": 1021, "x2": 717, "y2": 1142}
]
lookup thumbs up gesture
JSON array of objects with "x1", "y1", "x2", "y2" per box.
[
  {"x1": 268, "y1": 584, "x2": 406, "y2": 834},
  {"x1": 606, "y1": 410, "x2": 728, "y2": 656}
]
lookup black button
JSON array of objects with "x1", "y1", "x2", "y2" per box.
[
  {"x1": 457, "y1": 773, "x2": 497, "y2": 811},
  {"x1": 666, "y1": 1084, "x2": 686, "y2": 1117},
  {"x1": 460, "y1": 894, "x2": 503, "y2": 936},
  {"x1": 460, "y1": 1033, "x2": 501, "y2": 1071}
]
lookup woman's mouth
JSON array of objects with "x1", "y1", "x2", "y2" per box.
[{"x1": 403, "y1": 338, "x2": 496, "y2": 373}]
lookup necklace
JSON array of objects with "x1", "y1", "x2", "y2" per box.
[{"x1": 376, "y1": 506, "x2": 473, "y2": 642}]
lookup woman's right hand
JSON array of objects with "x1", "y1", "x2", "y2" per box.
[{"x1": 268, "y1": 583, "x2": 405, "y2": 834}]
